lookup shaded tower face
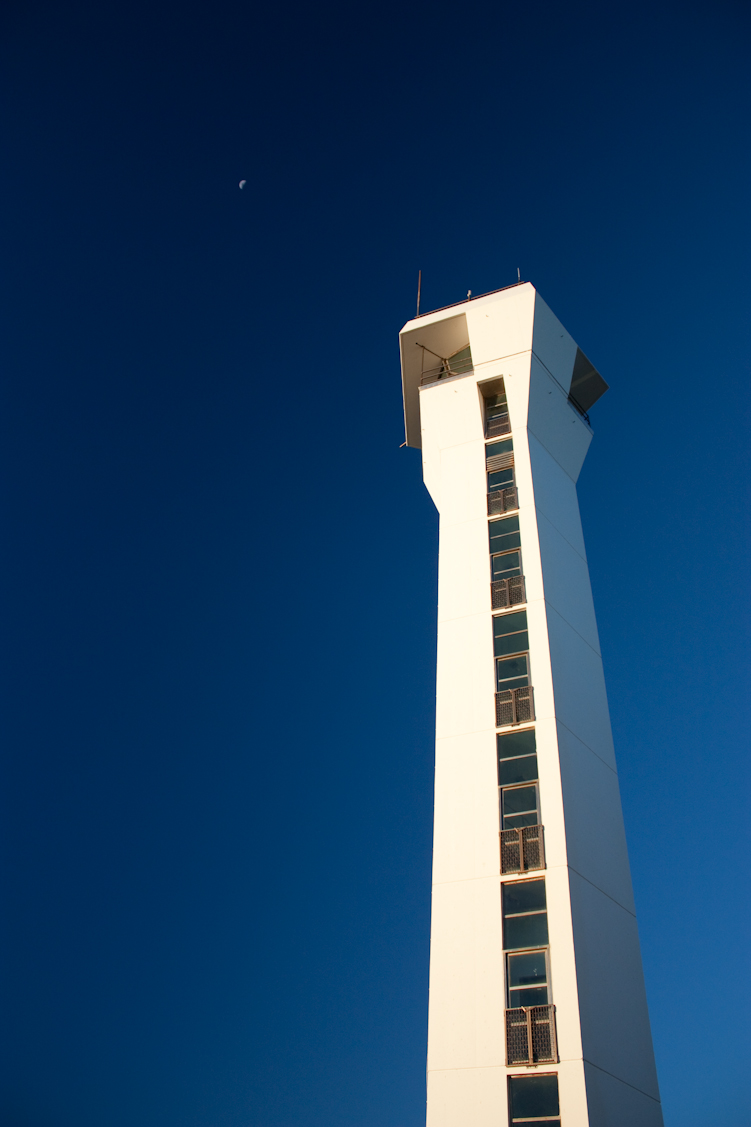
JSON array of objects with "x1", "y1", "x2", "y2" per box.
[{"x1": 399, "y1": 284, "x2": 663, "y2": 1127}]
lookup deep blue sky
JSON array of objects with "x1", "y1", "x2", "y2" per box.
[{"x1": 0, "y1": 1, "x2": 749, "y2": 1125}]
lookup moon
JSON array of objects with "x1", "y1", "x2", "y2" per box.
[{"x1": 239, "y1": 179, "x2": 246, "y2": 189}]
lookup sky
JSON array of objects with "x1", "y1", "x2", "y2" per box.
[{"x1": 0, "y1": 1, "x2": 749, "y2": 1125}]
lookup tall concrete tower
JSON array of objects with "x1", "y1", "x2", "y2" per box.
[{"x1": 399, "y1": 283, "x2": 662, "y2": 1127}]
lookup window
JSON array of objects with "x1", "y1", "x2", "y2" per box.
[
  {"x1": 507, "y1": 948, "x2": 549, "y2": 1008},
  {"x1": 489, "y1": 515, "x2": 522, "y2": 581},
  {"x1": 488, "y1": 464, "x2": 516, "y2": 493},
  {"x1": 503, "y1": 879, "x2": 548, "y2": 950},
  {"x1": 498, "y1": 729, "x2": 539, "y2": 827},
  {"x1": 494, "y1": 611, "x2": 530, "y2": 690},
  {"x1": 484, "y1": 389, "x2": 510, "y2": 437},
  {"x1": 508, "y1": 1074, "x2": 560, "y2": 1125},
  {"x1": 486, "y1": 438, "x2": 514, "y2": 462}
]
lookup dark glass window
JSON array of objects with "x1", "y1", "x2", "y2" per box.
[
  {"x1": 492, "y1": 549, "x2": 521, "y2": 581},
  {"x1": 493, "y1": 612, "x2": 528, "y2": 656},
  {"x1": 503, "y1": 879, "x2": 548, "y2": 950},
  {"x1": 486, "y1": 438, "x2": 514, "y2": 459},
  {"x1": 484, "y1": 390, "x2": 510, "y2": 438},
  {"x1": 504, "y1": 880, "x2": 546, "y2": 915},
  {"x1": 498, "y1": 729, "x2": 539, "y2": 811},
  {"x1": 498, "y1": 729, "x2": 537, "y2": 760},
  {"x1": 489, "y1": 516, "x2": 521, "y2": 555},
  {"x1": 498, "y1": 756, "x2": 538, "y2": 786},
  {"x1": 496, "y1": 655, "x2": 529, "y2": 691},
  {"x1": 494, "y1": 612, "x2": 530, "y2": 690},
  {"x1": 488, "y1": 466, "x2": 515, "y2": 491},
  {"x1": 507, "y1": 949, "x2": 549, "y2": 1007},
  {"x1": 508, "y1": 1074, "x2": 560, "y2": 1123},
  {"x1": 502, "y1": 784, "x2": 539, "y2": 828}
]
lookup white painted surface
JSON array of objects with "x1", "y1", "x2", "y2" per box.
[{"x1": 400, "y1": 285, "x2": 662, "y2": 1127}]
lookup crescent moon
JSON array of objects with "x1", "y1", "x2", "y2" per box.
[{"x1": 239, "y1": 180, "x2": 246, "y2": 189}]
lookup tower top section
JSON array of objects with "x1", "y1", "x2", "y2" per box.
[{"x1": 399, "y1": 281, "x2": 608, "y2": 449}]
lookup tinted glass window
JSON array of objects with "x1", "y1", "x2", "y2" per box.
[
  {"x1": 495, "y1": 655, "x2": 529, "y2": 688},
  {"x1": 494, "y1": 611, "x2": 527, "y2": 637},
  {"x1": 503, "y1": 786, "x2": 537, "y2": 816},
  {"x1": 491, "y1": 551, "x2": 521, "y2": 580},
  {"x1": 485, "y1": 392, "x2": 507, "y2": 410},
  {"x1": 486, "y1": 439, "x2": 513, "y2": 458},
  {"x1": 488, "y1": 516, "x2": 520, "y2": 554},
  {"x1": 503, "y1": 880, "x2": 546, "y2": 915},
  {"x1": 495, "y1": 633, "x2": 529, "y2": 658},
  {"x1": 494, "y1": 612, "x2": 529, "y2": 659},
  {"x1": 498, "y1": 756, "x2": 538, "y2": 786},
  {"x1": 508, "y1": 950, "x2": 547, "y2": 988},
  {"x1": 498, "y1": 730, "x2": 536, "y2": 759},
  {"x1": 509, "y1": 1075, "x2": 559, "y2": 1119},
  {"x1": 488, "y1": 467, "x2": 515, "y2": 490},
  {"x1": 504, "y1": 913, "x2": 549, "y2": 950}
]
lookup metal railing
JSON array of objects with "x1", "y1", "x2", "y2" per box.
[
  {"x1": 487, "y1": 487, "x2": 518, "y2": 515},
  {"x1": 419, "y1": 357, "x2": 474, "y2": 386},
  {"x1": 505, "y1": 1005, "x2": 558, "y2": 1066},
  {"x1": 491, "y1": 575, "x2": 526, "y2": 610},
  {"x1": 496, "y1": 686, "x2": 535, "y2": 727},
  {"x1": 501, "y1": 824, "x2": 545, "y2": 874},
  {"x1": 485, "y1": 413, "x2": 511, "y2": 437}
]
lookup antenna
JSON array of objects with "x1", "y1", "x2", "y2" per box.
[
  {"x1": 416, "y1": 270, "x2": 422, "y2": 317},
  {"x1": 517, "y1": 267, "x2": 521, "y2": 282}
]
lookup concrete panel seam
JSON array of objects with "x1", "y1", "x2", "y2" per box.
[
  {"x1": 545, "y1": 601, "x2": 603, "y2": 662},
  {"x1": 556, "y1": 719, "x2": 618, "y2": 776},
  {"x1": 472, "y1": 348, "x2": 532, "y2": 369},
  {"x1": 583, "y1": 1059, "x2": 662, "y2": 1105},
  {"x1": 432, "y1": 861, "x2": 571, "y2": 888},
  {"x1": 567, "y1": 866, "x2": 636, "y2": 919},
  {"x1": 535, "y1": 507, "x2": 588, "y2": 566},
  {"x1": 542, "y1": 597, "x2": 601, "y2": 659},
  {"x1": 530, "y1": 350, "x2": 591, "y2": 430},
  {"x1": 438, "y1": 597, "x2": 546, "y2": 626},
  {"x1": 525, "y1": 420, "x2": 590, "y2": 486}
]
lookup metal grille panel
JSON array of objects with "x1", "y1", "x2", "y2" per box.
[
  {"x1": 514, "y1": 685, "x2": 534, "y2": 723},
  {"x1": 486, "y1": 451, "x2": 515, "y2": 472},
  {"x1": 508, "y1": 575, "x2": 525, "y2": 605},
  {"x1": 491, "y1": 575, "x2": 526, "y2": 610},
  {"x1": 487, "y1": 487, "x2": 518, "y2": 515},
  {"x1": 505, "y1": 1006, "x2": 558, "y2": 1066},
  {"x1": 495, "y1": 686, "x2": 535, "y2": 727},
  {"x1": 485, "y1": 414, "x2": 511, "y2": 437},
  {"x1": 500, "y1": 825, "x2": 545, "y2": 874}
]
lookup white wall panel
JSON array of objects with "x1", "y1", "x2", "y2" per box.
[
  {"x1": 583, "y1": 1062, "x2": 664, "y2": 1127},
  {"x1": 570, "y1": 872, "x2": 661, "y2": 1100},
  {"x1": 427, "y1": 877, "x2": 505, "y2": 1071},
  {"x1": 527, "y1": 432, "x2": 587, "y2": 559},
  {"x1": 556, "y1": 723, "x2": 635, "y2": 913},
  {"x1": 432, "y1": 731, "x2": 500, "y2": 885},
  {"x1": 536, "y1": 511, "x2": 601, "y2": 654},
  {"x1": 528, "y1": 356, "x2": 592, "y2": 482},
  {"x1": 531, "y1": 293, "x2": 578, "y2": 393}
]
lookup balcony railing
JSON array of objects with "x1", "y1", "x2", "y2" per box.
[
  {"x1": 485, "y1": 412, "x2": 511, "y2": 438},
  {"x1": 501, "y1": 824, "x2": 545, "y2": 874},
  {"x1": 491, "y1": 575, "x2": 526, "y2": 610},
  {"x1": 487, "y1": 487, "x2": 518, "y2": 515},
  {"x1": 496, "y1": 686, "x2": 535, "y2": 727},
  {"x1": 505, "y1": 1005, "x2": 558, "y2": 1066},
  {"x1": 419, "y1": 357, "x2": 474, "y2": 386}
]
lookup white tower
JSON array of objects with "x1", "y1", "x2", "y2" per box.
[{"x1": 399, "y1": 283, "x2": 662, "y2": 1127}]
